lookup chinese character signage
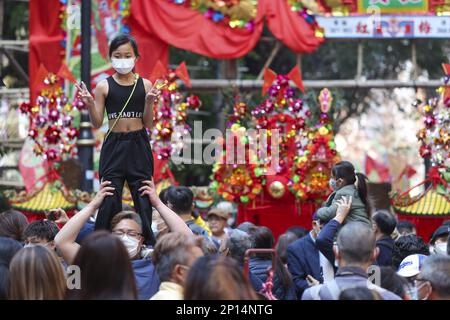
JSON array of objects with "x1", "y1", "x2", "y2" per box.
[
  {"x1": 358, "y1": 0, "x2": 429, "y2": 13},
  {"x1": 316, "y1": 15, "x2": 450, "y2": 39}
]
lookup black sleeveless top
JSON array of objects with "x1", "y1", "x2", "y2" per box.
[{"x1": 105, "y1": 76, "x2": 146, "y2": 120}]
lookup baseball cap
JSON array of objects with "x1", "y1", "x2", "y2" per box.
[
  {"x1": 429, "y1": 225, "x2": 449, "y2": 244},
  {"x1": 207, "y1": 208, "x2": 228, "y2": 220},
  {"x1": 397, "y1": 254, "x2": 428, "y2": 278}
]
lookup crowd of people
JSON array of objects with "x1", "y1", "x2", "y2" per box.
[{"x1": 0, "y1": 162, "x2": 449, "y2": 300}]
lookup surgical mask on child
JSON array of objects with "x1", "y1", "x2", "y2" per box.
[
  {"x1": 120, "y1": 234, "x2": 140, "y2": 258},
  {"x1": 329, "y1": 178, "x2": 337, "y2": 190},
  {"x1": 430, "y1": 242, "x2": 448, "y2": 255},
  {"x1": 111, "y1": 58, "x2": 135, "y2": 74}
]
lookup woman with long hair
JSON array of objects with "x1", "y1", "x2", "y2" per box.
[
  {"x1": 65, "y1": 231, "x2": 137, "y2": 300},
  {"x1": 9, "y1": 246, "x2": 66, "y2": 300}
]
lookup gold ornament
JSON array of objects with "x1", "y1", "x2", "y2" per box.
[{"x1": 268, "y1": 180, "x2": 286, "y2": 199}]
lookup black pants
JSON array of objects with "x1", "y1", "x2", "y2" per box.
[{"x1": 95, "y1": 128, "x2": 155, "y2": 245}]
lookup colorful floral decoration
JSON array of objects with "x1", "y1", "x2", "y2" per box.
[
  {"x1": 169, "y1": 0, "x2": 257, "y2": 31},
  {"x1": 289, "y1": 88, "x2": 340, "y2": 203},
  {"x1": 19, "y1": 73, "x2": 83, "y2": 163},
  {"x1": 151, "y1": 69, "x2": 201, "y2": 160},
  {"x1": 251, "y1": 73, "x2": 311, "y2": 175},
  {"x1": 210, "y1": 101, "x2": 264, "y2": 204},
  {"x1": 287, "y1": 0, "x2": 325, "y2": 38}
]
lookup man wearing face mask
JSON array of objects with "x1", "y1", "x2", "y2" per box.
[
  {"x1": 429, "y1": 225, "x2": 449, "y2": 256},
  {"x1": 415, "y1": 255, "x2": 450, "y2": 300},
  {"x1": 55, "y1": 179, "x2": 192, "y2": 300}
]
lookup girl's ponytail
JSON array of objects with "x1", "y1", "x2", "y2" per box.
[{"x1": 355, "y1": 172, "x2": 371, "y2": 217}]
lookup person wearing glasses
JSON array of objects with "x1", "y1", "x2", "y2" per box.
[
  {"x1": 413, "y1": 255, "x2": 450, "y2": 300},
  {"x1": 55, "y1": 179, "x2": 192, "y2": 299}
]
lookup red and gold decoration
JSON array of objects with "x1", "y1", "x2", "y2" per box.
[
  {"x1": 289, "y1": 88, "x2": 339, "y2": 203},
  {"x1": 150, "y1": 61, "x2": 201, "y2": 160},
  {"x1": 20, "y1": 71, "x2": 82, "y2": 163},
  {"x1": 288, "y1": 0, "x2": 325, "y2": 37},
  {"x1": 391, "y1": 64, "x2": 450, "y2": 241},
  {"x1": 210, "y1": 101, "x2": 264, "y2": 204},
  {"x1": 169, "y1": 0, "x2": 258, "y2": 31}
]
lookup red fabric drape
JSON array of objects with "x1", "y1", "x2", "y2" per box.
[
  {"x1": 29, "y1": 0, "x2": 63, "y2": 102},
  {"x1": 265, "y1": 0, "x2": 324, "y2": 54},
  {"x1": 129, "y1": 0, "x2": 266, "y2": 60}
]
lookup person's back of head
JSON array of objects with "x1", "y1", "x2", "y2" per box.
[
  {"x1": 152, "y1": 232, "x2": 203, "y2": 285},
  {"x1": 418, "y1": 255, "x2": 450, "y2": 300},
  {"x1": 379, "y1": 266, "x2": 408, "y2": 299},
  {"x1": 336, "y1": 222, "x2": 377, "y2": 266},
  {"x1": 373, "y1": 210, "x2": 397, "y2": 237},
  {"x1": 276, "y1": 232, "x2": 298, "y2": 265},
  {"x1": 159, "y1": 187, "x2": 169, "y2": 205},
  {"x1": 392, "y1": 234, "x2": 429, "y2": 269},
  {"x1": 166, "y1": 186, "x2": 194, "y2": 215},
  {"x1": 9, "y1": 246, "x2": 66, "y2": 300},
  {"x1": 286, "y1": 226, "x2": 308, "y2": 239},
  {"x1": 339, "y1": 287, "x2": 382, "y2": 300},
  {"x1": 0, "y1": 236, "x2": 23, "y2": 300},
  {"x1": 236, "y1": 221, "x2": 255, "y2": 233},
  {"x1": 184, "y1": 255, "x2": 258, "y2": 300},
  {"x1": 66, "y1": 231, "x2": 137, "y2": 300},
  {"x1": 23, "y1": 219, "x2": 59, "y2": 245},
  {"x1": 224, "y1": 229, "x2": 252, "y2": 265},
  {"x1": 0, "y1": 209, "x2": 29, "y2": 242},
  {"x1": 396, "y1": 220, "x2": 416, "y2": 236}
]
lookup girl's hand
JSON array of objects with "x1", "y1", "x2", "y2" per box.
[
  {"x1": 90, "y1": 180, "x2": 115, "y2": 209},
  {"x1": 75, "y1": 81, "x2": 94, "y2": 107},
  {"x1": 139, "y1": 179, "x2": 160, "y2": 206},
  {"x1": 145, "y1": 80, "x2": 165, "y2": 103}
]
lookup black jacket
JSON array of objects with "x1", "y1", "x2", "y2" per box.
[{"x1": 376, "y1": 236, "x2": 395, "y2": 266}]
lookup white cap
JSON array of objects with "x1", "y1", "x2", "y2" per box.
[{"x1": 397, "y1": 254, "x2": 427, "y2": 278}]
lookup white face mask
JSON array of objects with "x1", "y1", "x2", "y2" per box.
[
  {"x1": 111, "y1": 58, "x2": 135, "y2": 74},
  {"x1": 120, "y1": 234, "x2": 140, "y2": 258},
  {"x1": 431, "y1": 242, "x2": 448, "y2": 255}
]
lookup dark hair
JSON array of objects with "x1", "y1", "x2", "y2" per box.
[
  {"x1": 332, "y1": 161, "x2": 371, "y2": 217},
  {"x1": 0, "y1": 237, "x2": 23, "y2": 300},
  {"x1": 286, "y1": 226, "x2": 308, "y2": 239},
  {"x1": 109, "y1": 33, "x2": 139, "y2": 58},
  {"x1": 159, "y1": 187, "x2": 169, "y2": 205},
  {"x1": 0, "y1": 209, "x2": 28, "y2": 242},
  {"x1": 396, "y1": 220, "x2": 416, "y2": 235},
  {"x1": 339, "y1": 287, "x2": 382, "y2": 300},
  {"x1": 447, "y1": 235, "x2": 450, "y2": 256},
  {"x1": 184, "y1": 255, "x2": 257, "y2": 300},
  {"x1": 66, "y1": 231, "x2": 137, "y2": 300},
  {"x1": 23, "y1": 220, "x2": 59, "y2": 242},
  {"x1": 275, "y1": 232, "x2": 298, "y2": 264},
  {"x1": 250, "y1": 226, "x2": 294, "y2": 296},
  {"x1": 379, "y1": 266, "x2": 408, "y2": 299},
  {"x1": 373, "y1": 210, "x2": 397, "y2": 236},
  {"x1": 392, "y1": 234, "x2": 429, "y2": 269},
  {"x1": 166, "y1": 186, "x2": 194, "y2": 214},
  {"x1": 236, "y1": 221, "x2": 255, "y2": 233}
]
